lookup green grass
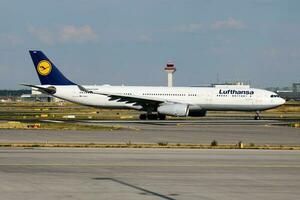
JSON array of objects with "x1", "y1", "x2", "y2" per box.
[
  {"x1": 0, "y1": 142, "x2": 299, "y2": 150},
  {"x1": 0, "y1": 101, "x2": 300, "y2": 121},
  {"x1": 40, "y1": 122, "x2": 123, "y2": 131},
  {"x1": 0, "y1": 101, "x2": 138, "y2": 120},
  {"x1": 0, "y1": 121, "x2": 123, "y2": 131}
]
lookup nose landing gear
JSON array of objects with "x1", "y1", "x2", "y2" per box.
[{"x1": 254, "y1": 111, "x2": 261, "y2": 120}]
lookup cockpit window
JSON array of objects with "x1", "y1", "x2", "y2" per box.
[{"x1": 270, "y1": 95, "x2": 280, "y2": 98}]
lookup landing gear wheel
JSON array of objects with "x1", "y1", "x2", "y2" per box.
[
  {"x1": 158, "y1": 114, "x2": 166, "y2": 120},
  {"x1": 139, "y1": 114, "x2": 147, "y2": 120},
  {"x1": 254, "y1": 111, "x2": 261, "y2": 120},
  {"x1": 147, "y1": 114, "x2": 158, "y2": 120},
  {"x1": 254, "y1": 115, "x2": 261, "y2": 120}
]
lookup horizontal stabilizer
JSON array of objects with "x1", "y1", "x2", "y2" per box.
[{"x1": 21, "y1": 84, "x2": 56, "y2": 95}]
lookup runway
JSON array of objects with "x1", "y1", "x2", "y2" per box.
[{"x1": 0, "y1": 148, "x2": 299, "y2": 200}]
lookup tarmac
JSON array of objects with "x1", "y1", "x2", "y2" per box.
[
  {"x1": 0, "y1": 148, "x2": 299, "y2": 200},
  {"x1": 0, "y1": 119, "x2": 299, "y2": 199},
  {"x1": 0, "y1": 119, "x2": 299, "y2": 145}
]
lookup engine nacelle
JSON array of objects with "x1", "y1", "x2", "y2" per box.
[
  {"x1": 157, "y1": 104, "x2": 189, "y2": 117},
  {"x1": 188, "y1": 109, "x2": 207, "y2": 117}
]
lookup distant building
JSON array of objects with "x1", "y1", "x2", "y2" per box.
[
  {"x1": 20, "y1": 93, "x2": 52, "y2": 102},
  {"x1": 0, "y1": 89, "x2": 31, "y2": 102},
  {"x1": 20, "y1": 88, "x2": 63, "y2": 102},
  {"x1": 293, "y1": 83, "x2": 300, "y2": 93},
  {"x1": 277, "y1": 83, "x2": 300, "y2": 100}
]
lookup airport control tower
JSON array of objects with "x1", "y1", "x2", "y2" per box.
[{"x1": 164, "y1": 62, "x2": 176, "y2": 87}]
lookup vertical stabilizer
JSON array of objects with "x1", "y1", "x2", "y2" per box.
[{"x1": 29, "y1": 50, "x2": 75, "y2": 85}]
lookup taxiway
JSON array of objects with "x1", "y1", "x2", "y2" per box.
[
  {"x1": 0, "y1": 119, "x2": 299, "y2": 145},
  {"x1": 0, "y1": 148, "x2": 299, "y2": 200}
]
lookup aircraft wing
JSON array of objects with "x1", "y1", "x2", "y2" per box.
[
  {"x1": 94, "y1": 91, "x2": 167, "y2": 107},
  {"x1": 78, "y1": 84, "x2": 173, "y2": 108}
]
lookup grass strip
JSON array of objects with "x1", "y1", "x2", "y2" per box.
[
  {"x1": 0, "y1": 143, "x2": 299, "y2": 150},
  {"x1": 0, "y1": 121, "x2": 124, "y2": 131}
]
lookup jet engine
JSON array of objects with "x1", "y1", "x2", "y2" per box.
[{"x1": 157, "y1": 104, "x2": 189, "y2": 117}]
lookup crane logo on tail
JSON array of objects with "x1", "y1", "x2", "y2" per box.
[{"x1": 37, "y1": 60, "x2": 52, "y2": 76}]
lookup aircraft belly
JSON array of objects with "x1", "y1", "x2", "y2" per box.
[{"x1": 201, "y1": 103, "x2": 276, "y2": 111}]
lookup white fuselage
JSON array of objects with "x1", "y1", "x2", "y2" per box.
[{"x1": 46, "y1": 85, "x2": 285, "y2": 112}]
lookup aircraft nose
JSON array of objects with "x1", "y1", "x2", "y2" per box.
[{"x1": 278, "y1": 97, "x2": 286, "y2": 105}]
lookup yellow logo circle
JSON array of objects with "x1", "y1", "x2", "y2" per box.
[{"x1": 37, "y1": 60, "x2": 52, "y2": 76}]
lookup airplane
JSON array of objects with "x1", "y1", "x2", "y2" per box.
[{"x1": 23, "y1": 50, "x2": 286, "y2": 120}]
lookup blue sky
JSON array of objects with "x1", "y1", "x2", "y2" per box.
[{"x1": 0, "y1": 0, "x2": 299, "y2": 89}]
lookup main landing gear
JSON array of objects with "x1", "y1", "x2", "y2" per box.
[
  {"x1": 139, "y1": 113, "x2": 166, "y2": 120},
  {"x1": 254, "y1": 111, "x2": 261, "y2": 120}
]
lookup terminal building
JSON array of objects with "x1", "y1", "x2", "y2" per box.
[
  {"x1": 21, "y1": 88, "x2": 61, "y2": 102},
  {"x1": 277, "y1": 83, "x2": 300, "y2": 100}
]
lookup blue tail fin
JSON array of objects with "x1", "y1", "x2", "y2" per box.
[{"x1": 29, "y1": 50, "x2": 75, "y2": 85}]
